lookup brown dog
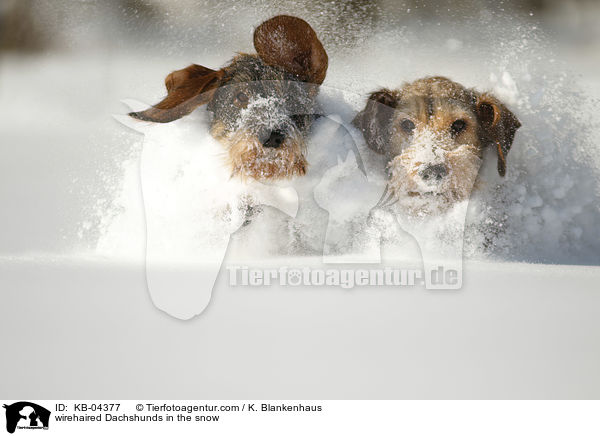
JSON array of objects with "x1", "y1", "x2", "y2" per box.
[
  {"x1": 353, "y1": 76, "x2": 521, "y2": 213},
  {"x1": 130, "y1": 15, "x2": 328, "y2": 181}
]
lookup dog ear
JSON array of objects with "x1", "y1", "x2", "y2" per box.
[
  {"x1": 352, "y1": 89, "x2": 398, "y2": 155},
  {"x1": 254, "y1": 15, "x2": 328, "y2": 84},
  {"x1": 129, "y1": 64, "x2": 224, "y2": 123},
  {"x1": 476, "y1": 93, "x2": 521, "y2": 177}
]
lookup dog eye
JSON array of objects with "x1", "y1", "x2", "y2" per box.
[
  {"x1": 290, "y1": 114, "x2": 307, "y2": 130},
  {"x1": 400, "y1": 119, "x2": 415, "y2": 133},
  {"x1": 451, "y1": 119, "x2": 467, "y2": 135},
  {"x1": 234, "y1": 92, "x2": 249, "y2": 107}
]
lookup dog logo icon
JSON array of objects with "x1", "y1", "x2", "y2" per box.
[{"x1": 3, "y1": 402, "x2": 50, "y2": 434}]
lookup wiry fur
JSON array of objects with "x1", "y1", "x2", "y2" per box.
[
  {"x1": 208, "y1": 54, "x2": 316, "y2": 180},
  {"x1": 129, "y1": 15, "x2": 328, "y2": 183},
  {"x1": 354, "y1": 76, "x2": 521, "y2": 215}
]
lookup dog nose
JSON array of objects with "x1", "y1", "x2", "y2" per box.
[
  {"x1": 419, "y1": 164, "x2": 447, "y2": 182},
  {"x1": 262, "y1": 130, "x2": 285, "y2": 148}
]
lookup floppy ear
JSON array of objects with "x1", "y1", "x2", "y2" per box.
[
  {"x1": 129, "y1": 64, "x2": 224, "y2": 123},
  {"x1": 254, "y1": 15, "x2": 328, "y2": 84},
  {"x1": 476, "y1": 93, "x2": 521, "y2": 177},
  {"x1": 352, "y1": 89, "x2": 398, "y2": 155}
]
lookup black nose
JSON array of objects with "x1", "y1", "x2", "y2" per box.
[
  {"x1": 262, "y1": 130, "x2": 285, "y2": 148},
  {"x1": 419, "y1": 164, "x2": 447, "y2": 182}
]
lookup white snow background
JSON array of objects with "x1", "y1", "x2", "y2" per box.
[{"x1": 1, "y1": 1, "x2": 599, "y2": 265}]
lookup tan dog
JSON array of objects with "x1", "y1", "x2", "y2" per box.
[{"x1": 353, "y1": 76, "x2": 521, "y2": 214}]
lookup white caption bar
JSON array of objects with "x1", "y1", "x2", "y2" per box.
[{"x1": 1, "y1": 400, "x2": 599, "y2": 436}]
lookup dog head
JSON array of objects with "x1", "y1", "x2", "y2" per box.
[
  {"x1": 353, "y1": 76, "x2": 521, "y2": 213},
  {"x1": 130, "y1": 15, "x2": 328, "y2": 181}
]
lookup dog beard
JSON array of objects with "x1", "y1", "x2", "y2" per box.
[
  {"x1": 211, "y1": 121, "x2": 307, "y2": 181},
  {"x1": 388, "y1": 142, "x2": 482, "y2": 214}
]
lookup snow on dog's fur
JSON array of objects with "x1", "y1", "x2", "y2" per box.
[
  {"x1": 353, "y1": 76, "x2": 521, "y2": 215},
  {"x1": 129, "y1": 15, "x2": 327, "y2": 182}
]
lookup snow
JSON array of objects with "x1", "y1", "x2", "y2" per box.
[
  {"x1": 93, "y1": 56, "x2": 599, "y2": 266},
  {"x1": 1, "y1": 256, "x2": 599, "y2": 398},
  {"x1": 96, "y1": 16, "x2": 599, "y2": 266},
  {"x1": 0, "y1": 5, "x2": 598, "y2": 313}
]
